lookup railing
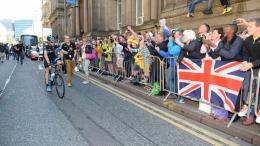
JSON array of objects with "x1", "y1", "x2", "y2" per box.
[
  {"x1": 247, "y1": 69, "x2": 260, "y2": 117},
  {"x1": 85, "y1": 53, "x2": 163, "y2": 93},
  {"x1": 161, "y1": 57, "x2": 178, "y2": 101},
  {"x1": 255, "y1": 70, "x2": 260, "y2": 116},
  {"x1": 79, "y1": 53, "x2": 260, "y2": 127}
]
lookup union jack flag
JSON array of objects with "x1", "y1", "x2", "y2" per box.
[{"x1": 178, "y1": 58, "x2": 246, "y2": 112}]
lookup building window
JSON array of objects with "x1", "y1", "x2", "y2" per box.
[
  {"x1": 117, "y1": 0, "x2": 122, "y2": 30},
  {"x1": 136, "y1": 0, "x2": 143, "y2": 26}
]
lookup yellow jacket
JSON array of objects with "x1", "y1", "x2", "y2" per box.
[
  {"x1": 102, "y1": 43, "x2": 112, "y2": 62},
  {"x1": 134, "y1": 52, "x2": 144, "y2": 69}
]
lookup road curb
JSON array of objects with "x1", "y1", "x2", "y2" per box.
[{"x1": 87, "y1": 72, "x2": 260, "y2": 146}]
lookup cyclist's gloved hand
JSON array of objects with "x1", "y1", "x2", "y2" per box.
[{"x1": 48, "y1": 63, "x2": 51, "y2": 69}]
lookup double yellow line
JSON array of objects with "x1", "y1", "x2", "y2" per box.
[{"x1": 75, "y1": 72, "x2": 239, "y2": 146}]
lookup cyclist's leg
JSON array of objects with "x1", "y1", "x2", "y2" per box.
[
  {"x1": 45, "y1": 68, "x2": 50, "y2": 84},
  {"x1": 44, "y1": 59, "x2": 53, "y2": 91},
  {"x1": 44, "y1": 60, "x2": 50, "y2": 84}
]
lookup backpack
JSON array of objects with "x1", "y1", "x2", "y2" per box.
[{"x1": 85, "y1": 45, "x2": 93, "y2": 54}]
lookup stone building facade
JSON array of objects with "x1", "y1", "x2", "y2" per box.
[
  {"x1": 43, "y1": 0, "x2": 260, "y2": 39},
  {"x1": 42, "y1": 0, "x2": 51, "y2": 28}
]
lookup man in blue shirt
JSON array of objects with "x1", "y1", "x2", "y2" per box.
[{"x1": 156, "y1": 29, "x2": 182, "y2": 95}]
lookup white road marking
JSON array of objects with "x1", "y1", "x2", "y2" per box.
[
  {"x1": 38, "y1": 65, "x2": 44, "y2": 70},
  {"x1": 0, "y1": 63, "x2": 17, "y2": 97}
]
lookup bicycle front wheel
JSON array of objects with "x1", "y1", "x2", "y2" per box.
[{"x1": 54, "y1": 74, "x2": 65, "y2": 99}]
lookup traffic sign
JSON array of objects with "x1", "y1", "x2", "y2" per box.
[{"x1": 66, "y1": 0, "x2": 76, "y2": 5}]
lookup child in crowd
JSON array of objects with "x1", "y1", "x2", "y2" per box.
[
  {"x1": 139, "y1": 35, "x2": 152, "y2": 83},
  {"x1": 102, "y1": 38, "x2": 113, "y2": 74}
]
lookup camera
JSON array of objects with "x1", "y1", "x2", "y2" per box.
[{"x1": 231, "y1": 19, "x2": 239, "y2": 25}]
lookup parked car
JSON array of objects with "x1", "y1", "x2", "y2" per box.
[{"x1": 30, "y1": 48, "x2": 39, "y2": 60}]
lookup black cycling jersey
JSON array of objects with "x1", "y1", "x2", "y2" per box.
[{"x1": 44, "y1": 45, "x2": 57, "y2": 61}]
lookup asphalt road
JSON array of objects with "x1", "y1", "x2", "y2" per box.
[{"x1": 0, "y1": 59, "x2": 253, "y2": 146}]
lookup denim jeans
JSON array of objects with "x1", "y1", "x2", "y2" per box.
[
  {"x1": 17, "y1": 52, "x2": 24, "y2": 64},
  {"x1": 5, "y1": 52, "x2": 9, "y2": 60},
  {"x1": 205, "y1": 0, "x2": 214, "y2": 10},
  {"x1": 13, "y1": 53, "x2": 16, "y2": 60},
  {"x1": 188, "y1": 0, "x2": 205, "y2": 13},
  {"x1": 220, "y1": 0, "x2": 231, "y2": 7}
]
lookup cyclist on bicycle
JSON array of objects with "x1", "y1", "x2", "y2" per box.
[{"x1": 44, "y1": 36, "x2": 63, "y2": 92}]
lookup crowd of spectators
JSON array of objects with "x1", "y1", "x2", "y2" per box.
[{"x1": 73, "y1": 17, "x2": 260, "y2": 125}]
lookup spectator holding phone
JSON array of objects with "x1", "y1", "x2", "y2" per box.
[
  {"x1": 201, "y1": 27, "x2": 224, "y2": 59},
  {"x1": 156, "y1": 29, "x2": 182, "y2": 94},
  {"x1": 177, "y1": 30, "x2": 206, "y2": 62}
]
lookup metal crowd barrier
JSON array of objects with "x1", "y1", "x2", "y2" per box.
[
  {"x1": 80, "y1": 52, "x2": 163, "y2": 94},
  {"x1": 159, "y1": 58, "x2": 258, "y2": 127},
  {"x1": 88, "y1": 52, "x2": 120, "y2": 78},
  {"x1": 254, "y1": 70, "x2": 260, "y2": 117},
  {"x1": 161, "y1": 57, "x2": 178, "y2": 101},
  {"x1": 120, "y1": 55, "x2": 163, "y2": 92},
  {"x1": 148, "y1": 55, "x2": 163, "y2": 88},
  {"x1": 79, "y1": 52, "x2": 259, "y2": 127},
  {"x1": 247, "y1": 69, "x2": 260, "y2": 118}
]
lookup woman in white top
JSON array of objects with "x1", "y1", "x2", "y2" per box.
[{"x1": 201, "y1": 28, "x2": 224, "y2": 60}]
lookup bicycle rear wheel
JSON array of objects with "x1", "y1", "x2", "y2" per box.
[{"x1": 54, "y1": 74, "x2": 65, "y2": 99}]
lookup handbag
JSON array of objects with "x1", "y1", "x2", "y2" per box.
[
  {"x1": 85, "y1": 45, "x2": 96, "y2": 60},
  {"x1": 86, "y1": 52, "x2": 96, "y2": 60}
]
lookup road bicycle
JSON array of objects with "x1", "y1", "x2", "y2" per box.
[{"x1": 49, "y1": 64, "x2": 65, "y2": 99}]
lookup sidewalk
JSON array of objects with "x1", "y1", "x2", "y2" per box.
[{"x1": 85, "y1": 70, "x2": 260, "y2": 146}]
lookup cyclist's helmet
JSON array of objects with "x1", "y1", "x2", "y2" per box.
[{"x1": 47, "y1": 35, "x2": 55, "y2": 43}]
